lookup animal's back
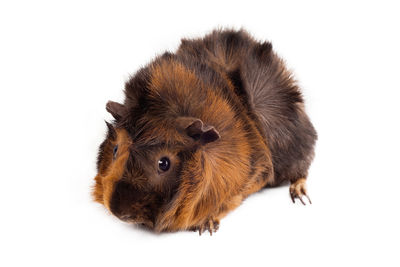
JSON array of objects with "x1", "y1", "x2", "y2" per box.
[{"x1": 177, "y1": 29, "x2": 317, "y2": 184}]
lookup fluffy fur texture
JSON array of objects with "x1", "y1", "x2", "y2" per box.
[{"x1": 92, "y1": 29, "x2": 317, "y2": 234}]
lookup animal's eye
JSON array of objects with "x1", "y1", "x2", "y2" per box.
[
  {"x1": 113, "y1": 145, "x2": 118, "y2": 159},
  {"x1": 158, "y1": 157, "x2": 170, "y2": 172}
]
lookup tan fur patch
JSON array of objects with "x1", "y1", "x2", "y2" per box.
[
  {"x1": 149, "y1": 60, "x2": 199, "y2": 99},
  {"x1": 92, "y1": 128, "x2": 132, "y2": 210},
  {"x1": 155, "y1": 118, "x2": 273, "y2": 232}
]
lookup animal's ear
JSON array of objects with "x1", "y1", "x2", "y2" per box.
[
  {"x1": 177, "y1": 117, "x2": 220, "y2": 145},
  {"x1": 106, "y1": 101, "x2": 127, "y2": 121}
]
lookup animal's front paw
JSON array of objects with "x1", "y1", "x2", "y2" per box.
[
  {"x1": 290, "y1": 178, "x2": 312, "y2": 205},
  {"x1": 191, "y1": 218, "x2": 220, "y2": 236}
]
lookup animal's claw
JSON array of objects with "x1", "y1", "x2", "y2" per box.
[
  {"x1": 192, "y1": 218, "x2": 219, "y2": 236},
  {"x1": 290, "y1": 178, "x2": 312, "y2": 205}
]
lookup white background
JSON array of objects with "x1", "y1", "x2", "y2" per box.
[{"x1": 1, "y1": 1, "x2": 399, "y2": 266}]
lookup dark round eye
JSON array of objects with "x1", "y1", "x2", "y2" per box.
[
  {"x1": 113, "y1": 144, "x2": 118, "y2": 159},
  {"x1": 158, "y1": 157, "x2": 170, "y2": 172}
]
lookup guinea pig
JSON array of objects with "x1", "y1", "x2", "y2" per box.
[{"x1": 92, "y1": 29, "x2": 317, "y2": 235}]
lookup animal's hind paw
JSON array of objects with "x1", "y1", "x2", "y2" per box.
[
  {"x1": 290, "y1": 178, "x2": 312, "y2": 205},
  {"x1": 191, "y1": 218, "x2": 220, "y2": 236}
]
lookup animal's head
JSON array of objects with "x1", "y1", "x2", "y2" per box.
[{"x1": 93, "y1": 103, "x2": 220, "y2": 230}]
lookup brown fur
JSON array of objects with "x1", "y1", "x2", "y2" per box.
[
  {"x1": 93, "y1": 128, "x2": 131, "y2": 208},
  {"x1": 92, "y1": 29, "x2": 317, "y2": 233}
]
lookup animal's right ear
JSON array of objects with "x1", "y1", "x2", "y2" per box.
[{"x1": 106, "y1": 101, "x2": 127, "y2": 121}]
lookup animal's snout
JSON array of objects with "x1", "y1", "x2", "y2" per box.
[
  {"x1": 109, "y1": 180, "x2": 155, "y2": 227},
  {"x1": 109, "y1": 180, "x2": 137, "y2": 218}
]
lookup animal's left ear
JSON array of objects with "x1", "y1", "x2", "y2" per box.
[
  {"x1": 106, "y1": 101, "x2": 127, "y2": 121},
  {"x1": 177, "y1": 117, "x2": 220, "y2": 145}
]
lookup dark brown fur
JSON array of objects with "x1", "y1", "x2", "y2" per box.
[{"x1": 92, "y1": 29, "x2": 317, "y2": 233}]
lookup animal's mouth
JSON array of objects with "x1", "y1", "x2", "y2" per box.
[{"x1": 118, "y1": 214, "x2": 155, "y2": 228}]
